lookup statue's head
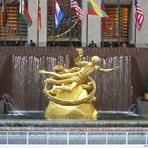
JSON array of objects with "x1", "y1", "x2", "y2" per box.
[{"x1": 91, "y1": 56, "x2": 100, "y2": 65}]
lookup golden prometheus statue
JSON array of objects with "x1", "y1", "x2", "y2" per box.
[{"x1": 39, "y1": 48, "x2": 119, "y2": 120}]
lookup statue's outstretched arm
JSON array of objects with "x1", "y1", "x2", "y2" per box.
[
  {"x1": 39, "y1": 70, "x2": 62, "y2": 78},
  {"x1": 40, "y1": 69, "x2": 80, "y2": 79},
  {"x1": 39, "y1": 70, "x2": 53, "y2": 75},
  {"x1": 96, "y1": 66, "x2": 120, "y2": 73}
]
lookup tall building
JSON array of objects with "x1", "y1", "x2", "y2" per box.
[{"x1": 0, "y1": 0, "x2": 147, "y2": 47}]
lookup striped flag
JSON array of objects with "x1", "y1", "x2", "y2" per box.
[
  {"x1": 101, "y1": 0, "x2": 110, "y2": 31},
  {"x1": 70, "y1": 0, "x2": 84, "y2": 20},
  {"x1": 54, "y1": 0, "x2": 63, "y2": 28},
  {"x1": 19, "y1": 0, "x2": 32, "y2": 27},
  {"x1": 38, "y1": 0, "x2": 41, "y2": 32},
  {"x1": 2, "y1": 0, "x2": 7, "y2": 32},
  {"x1": 135, "y1": 0, "x2": 144, "y2": 31},
  {"x1": 87, "y1": 0, "x2": 109, "y2": 17}
]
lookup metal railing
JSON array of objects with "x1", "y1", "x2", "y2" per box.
[{"x1": 0, "y1": 130, "x2": 148, "y2": 145}]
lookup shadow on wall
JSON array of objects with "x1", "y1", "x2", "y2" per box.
[{"x1": 131, "y1": 57, "x2": 143, "y2": 101}]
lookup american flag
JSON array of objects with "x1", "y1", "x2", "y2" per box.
[
  {"x1": 135, "y1": 0, "x2": 144, "y2": 31},
  {"x1": 70, "y1": 0, "x2": 84, "y2": 20}
]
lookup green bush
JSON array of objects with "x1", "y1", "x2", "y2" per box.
[{"x1": 144, "y1": 77, "x2": 148, "y2": 93}]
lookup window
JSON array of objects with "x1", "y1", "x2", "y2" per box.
[
  {"x1": 0, "y1": 1, "x2": 27, "y2": 45},
  {"x1": 47, "y1": 0, "x2": 81, "y2": 46},
  {"x1": 101, "y1": 6, "x2": 129, "y2": 46}
]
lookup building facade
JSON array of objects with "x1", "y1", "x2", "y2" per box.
[{"x1": 0, "y1": 0, "x2": 148, "y2": 47}]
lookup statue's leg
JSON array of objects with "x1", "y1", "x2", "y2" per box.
[
  {"x1": 44, "y1": 76, "x2": 81, "y2": 92},
  {"x1": 45, "y1": 77, "x2": 80, "y2": 85}
]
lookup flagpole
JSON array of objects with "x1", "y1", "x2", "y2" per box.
[
  {"x1": 101, "y1": 0, "x2": 104, "y2": 47},
  {"x1": 53, "y1": 0, "x2": 55, "y2": 47},
  {"x1": 20, "y1": 17, "x2": 23, "y2": 44},
  {"x1": 102, "y1": 27, "x2": 104, "y2": 47},
  {"x1": 134, "y1": 26, "x2": 136, "y2": 47},
  {"x1": 20, "y1": 0, "x2": 22, "y2": 45},
  {"x1": 134, "y1": 0, "x2": 136, "y2": 47},
  {"x1": 70, "y1": 1, "x2": 72, "y2": 46},
  {"x1": 20, "y1": 0, "x2": 23, "y2": 44},
  {"x1": 37, "y1": 0, "x2": 39, "y2": 47},
  {"x1": 118, "y1": 0, "x2": 121, "y2": 47},
  {"x1": 86, "y1": 14, "x2": 88, "y2": 47}
]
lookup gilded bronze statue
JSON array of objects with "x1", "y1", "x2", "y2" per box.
[{"x1": 39, "y1": 48, "x2": 119, "y2": 120}]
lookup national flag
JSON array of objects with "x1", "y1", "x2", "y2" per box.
[
  {"x1": 87, "y1": 0, "x2": 109, "y2": 17},
  {"x1": 19, "y1": 0, "x2": 32, "y2": 27},
  {"x1": 54, "y1": 0, "x2": 63, "y2": 28},
  {"x1": 134, "y1": 0, "x2": 144, "y2": 31},
  {"x1": 38, "y1": 0, "x2": 41, "y2": 32},
  {"x1": 70, "y1": 0, "x2": 84, "y2": 20},
  {"x1": 101, "y1": 0, "x2": 110, "y2": 31},
  {"x1": 2, "y1": 0, "x2": 7, "y2": 32}
]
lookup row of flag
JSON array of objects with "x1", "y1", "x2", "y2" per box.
[
  {"x1": 56, "y1": 0, "x2": 110, "y2": 29},
  {"x1": 2, "y1": 0, "x2": 144, "y2": 32},
  {"x1": 54, "y1": 0, "x2": 145, "y2": 31},
  {"x1": 2, "y1": 0, "x2": 41, "y2": 32}
]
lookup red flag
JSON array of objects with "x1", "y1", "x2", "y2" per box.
[
  {"x1": 2, "y1": 0, "x2": 7, "y2": 32},
  {"x1": 134, "y1": 0, "x2": 144, "y2": 31},
  {"x1": 19, "y1": 0, "x2": 32, "y2": 27},
  {"x1": 101, "y1": 0, "x2": 110, "y2": 31},
  {"x1": 38, "y1": 0, "x2": 41, "y2": 32}
]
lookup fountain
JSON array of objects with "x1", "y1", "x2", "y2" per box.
[
  {"x1": 0, "y1": 47, "x2": 146, "y2": 145},
  {"x1": 10, "y1": 52, "x2": 133, "y2": 111},
  {"x1": 0, "y1": 48, "x2": 139, "y2": 119}
]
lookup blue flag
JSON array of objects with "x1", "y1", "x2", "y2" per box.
[{"x1": 54, "y1": 0, "x2": 63, "y2": 28}]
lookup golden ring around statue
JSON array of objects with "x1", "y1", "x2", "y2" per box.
[{"x1": 44, "y1": 76, "x2": 96, "y2": 106}]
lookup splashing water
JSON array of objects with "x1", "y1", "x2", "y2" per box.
[{"x1": 0, "y1": 94, "x2": 16, "y2": 112}]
